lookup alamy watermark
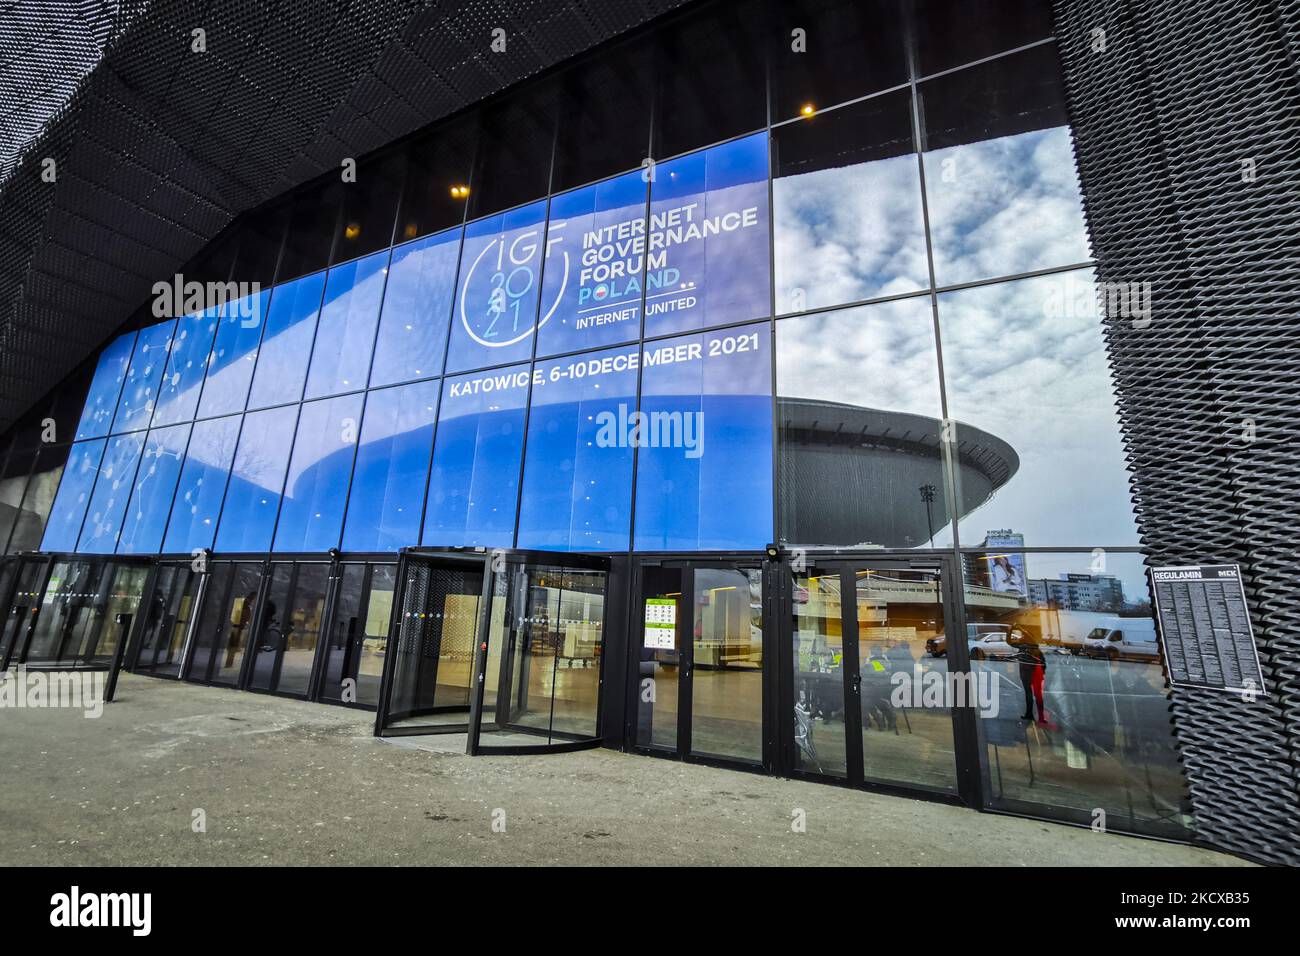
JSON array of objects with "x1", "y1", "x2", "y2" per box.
[
  {"x1": 595, "y1": 402, "x2": 704, "y2": 459},
  {"x1": 152, "y1": 273, "x2": 261, "y2": 325},
  {"x1": 890, "y1": 664, "x2": 999, "y2": 718},
  {"x1": 0, "y1": 667, "x2": 105, "y2": 718}
]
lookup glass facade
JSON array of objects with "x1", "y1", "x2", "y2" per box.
[
  {"x1": 0, "y1": 0, "x2": 1188, "y2": 842},
  {"x1": 24, "y1": 2, "x2": 1115, "y2": 564}
]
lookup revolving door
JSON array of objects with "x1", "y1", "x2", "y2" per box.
[{"x1": 374, "y1": 549, "x2": 610, "y2": 755}]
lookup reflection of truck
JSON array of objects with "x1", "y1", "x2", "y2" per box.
[{"x1": 1080, "y1": 618, "x2": 1160, "y2": 662}]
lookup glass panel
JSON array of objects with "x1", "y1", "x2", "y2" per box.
[
  {"x1": 18, "y1": 560, "x2": 140, "y2": 666},
  {"x1": 342, "y1": 380, "x2": 438, "y2": 553},
  {"x1": 321, "y1": 563, "x2": 394, "y2": 706},
  {"x1": 545, "y1": 568, "x2": 604, "y2": 737},
  {"x1": 937, "y1": 271, "x2": 1139, "y2": 547},
  {"x1": 653, "y1": 0, "x2": 765, "y2": 158},
  {"x1": 332, "y1": 154, "x2": 403, "y2": 263},
  {"x1": 249, "y1": 563, "x2": 327, "y2": 696},
  {"x1": 39, "y1": 440, "x2": 105, "y2": 552},
  {"x1": 214, "y1": 406, "x2": 297, "y2": 553},
  {"x1": 645, "y1": 133, "x2": 770, "y2": 338},
  {"x1": 133, "y1": 565, "x2": 200, "y2": 677},
  {"x1": 422, "y1": 364, "x2": 529, "y2": 548},
  {"x1": 770, "y1": 0, "x2": 908, "y2": 122},
  {"x1": 247, "y1": 271, "x2": 326, "y2": 409},
  {"x1": 278, "y1": 184, "x2": 340, "y2": 282},
  {"x1": 305, "y1": 249, "x2": 390, "y2": 399},
  {"x1": 479, "y1": 564, "x2": 606, "y2": 743},
  {"x1": 151, "y1": 307, "x2": 219, "y2": 426},
  {"x1": 22, "y1": 560, "x2": 85, "y2": 663},
  {"x1": 535, "y1": 170, "x2": 647, "y2": 358},
  {"x1": 244, "y1": 564, "x2": 291, "y2": 691},
  {"x1": 369, "y1": 227, "x2": 460, "y2": 387},
  {"x1": 229, "y1": 206, "x2": 286, "y2": 286},
  {"x1": 633, "y1": 325, "x2": 773, "y2": 551},
  {"x1": 776, "y1": 299, "x2": 952, "y2": 548},
  {"x1": 208, "y1": 562, "x2": 263, "y2": 686},
  {"x1": 272, "y1": 394, "x2": 363, "y2": 553},
  {"x1": 920, "y1": 44, "x2": 1089, "y2": 285},
  {"x1": 396, "y1": 119, "x2": 475, "y2": 243},
  {"x1": 445, "y1": 201, "x2": 549, "y2": 373},
  {"x1": 691, "y1": 567, "x2": 763, "y2": 763},
  {"x1": 552, "y1": 40, "x2": 652, "y2": 192},
  {"x1": 46, "y1": 367, "x2": 93, "y2": 448},
  {"x1": 468, "y1": 90, "x2": 555, "y2": 220},
  {"x1": 964, "y1": 551, "x2": 1190, "y2": 837},
  {"x1": 854, "y1": 566, "x2": 955, "y2": 791},
  {"x1": 12, "y1": 443, "x2": 69, "y2": 553},
  {"x1": 792, "y1": 570, "x2": 848, "y2": 778},
  {"x1": 185, "y1": 563, "x2": 231, "y2": 681},
  {"x1": 197, "y1": 289, "x2": 269, "y2": 419},
  {"x1": 773, "y1": 91, "x2": 926, "y2": 313},
  {"x1": 385, "y1": 561, "x2": 485, "y2": 730},
  {"x1": 75, "y1": 331, "x2": 136, "y2": 440},
  {"x1": 911, "y1": 0, "x2": 1055, "y2": 77},
  {"x1": 112, "y1": 321, "x2": 176, "y2": 434},
  {"x1": 517, "y1": 346, "x2": 638, "y2": 551},
  {"x1": 0, "y1": 444, "x2": 33, "y2": 553},
  {"x1": 77, "y1": 433, "x2": 145, "y2": 553},
  {"x1": 88, "y1": 564, "x2": 148, "y2": 665},
  {"x1": 0, "y1": 560, "x2": 44, "y2": 661},
  {"x1": 635, "y1": 566, "x2": 682, "y2": 751},
  {"x1": 117, "y1": 423, "x2": 189, "y2": 554},
  {"x1": 162, "y1": 415, "x2": 240, "y2": 553}
]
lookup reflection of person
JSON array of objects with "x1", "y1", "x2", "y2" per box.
[
  {"x1": 1013, "y1": 626, "x2": 1049, "y2": 725},
  {"x1": 861, "y1": 645, "x2": 896, "y2": 731},
  {"x1": 225, "y1": 591, "x2": 257, "y2": 667}
]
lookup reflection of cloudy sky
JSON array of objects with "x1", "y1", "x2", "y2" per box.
[
  {"x1": 774, "y1": 154, "x2": 928, "y2": 312},
  {"x1": 776, "y1": 297, "x2": 941, "y2": 417},
  {"x1": 939, "y1": 269, "x2": 1139, "y2": 547},
  {"x1": 924, "y1": 127, "x2": 1091, "y2": 286}
]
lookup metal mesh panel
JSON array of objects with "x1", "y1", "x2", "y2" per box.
[{"x1": 1052, "y1": 0, "x2": 1300, "y2": 864}]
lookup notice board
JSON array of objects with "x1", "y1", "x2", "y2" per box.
[{"x1": 1149, "y1": 564, "x2": 1265, "y2": 694}]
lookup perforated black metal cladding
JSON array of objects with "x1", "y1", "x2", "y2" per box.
[
  {"x1": 0, "y1": 0, "x2": 693, "y2": 431},
  {"x1": 1053, "y1": 0, "x2": 1300, "y2": 865}
]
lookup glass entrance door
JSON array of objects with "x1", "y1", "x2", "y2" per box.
[
  {"x1": 377, "y1": 555, "x2": 487, "y2": 733},
  {"x1": 0, "y1": 558, "x2": 46, "y2": 666},
  {"x1": 788, "y1": 559, "x2": 959, "y2": 794},
  {"x1": 16, "y1": 559, "x2": 148, "y2": 668},
  {"x1": 183, "y1": 561, "x2": 264, "y2": 685},
  {"x1": 634, "y1": 561, "x2": 769, "y2": 767},
  {"x1": 131, "y1": 564, "x2": 200, "y2": 678},
  {"x1": 247, "y1": 561, "x2": 330, "y2": 697},
  {"x1": 470, "y1": 558, "x2": 608, "y2": 750},
  {"x1": 376, "y1": 549, "x2": 610, "y2": 751}
]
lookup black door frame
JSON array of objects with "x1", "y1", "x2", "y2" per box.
[
  {"x1": 465, "y1": 548, "x2": 611, "y2": 755},
  {"x1": 1, "y1": 553, "x2": 152, "y2": 671},
  {"x1": 774, "y1": 549, "x2": 982, "y2": 808},
  {"x1": 373, "y1": 547, "x2": 613, "y2": 751},
  {"x1": 622, "y1": 549, "x2": 982, "y2": 807},
  {"x1": 627, "y1": 554, "x2": 778, "y2": 774}
]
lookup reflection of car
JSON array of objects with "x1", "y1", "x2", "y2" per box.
[
  {"x1": 1080, "y1": 625, "x2": 1160, "y2": 663},
  {"x1": 926, "y1": 623, "x2": 1013, "y2": 659},
  {"x1": 968, "y1": 624, "x2": 1017, "y2": 661}
]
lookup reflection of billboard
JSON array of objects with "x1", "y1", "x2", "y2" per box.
[{"x1": 983, "y1": 533, "x2": 1027, "y2": 595}]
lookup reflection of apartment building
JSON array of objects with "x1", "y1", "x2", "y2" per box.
[{"x1": 1028, "y1": 574, "x2": 1124, "y2": 612}]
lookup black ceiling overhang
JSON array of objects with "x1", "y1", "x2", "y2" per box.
[{"x1": 0, "y1": 0, "x2": 696, "y2": 432}]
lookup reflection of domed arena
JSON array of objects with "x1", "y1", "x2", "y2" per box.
[{"x1": 778, "y1": 398, "x2": 1019, "y2": 548}]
